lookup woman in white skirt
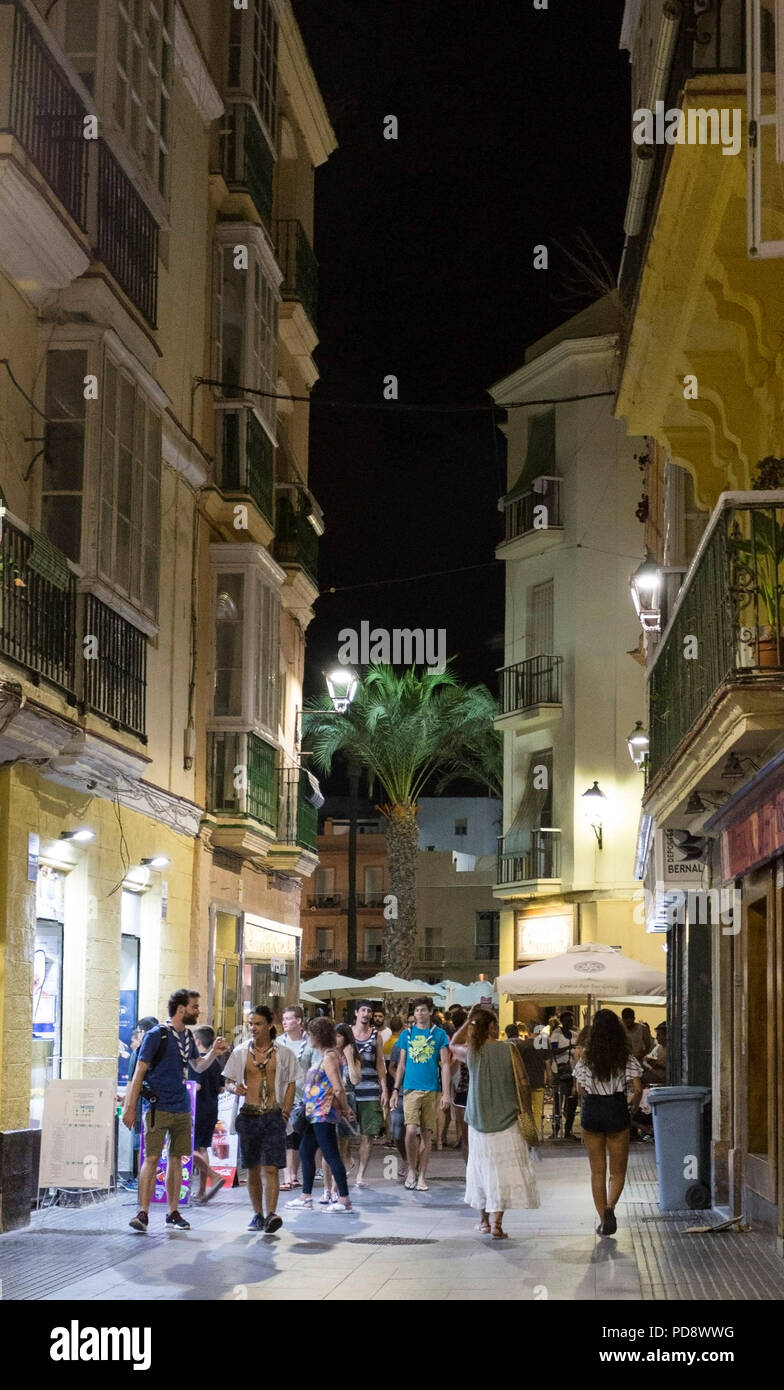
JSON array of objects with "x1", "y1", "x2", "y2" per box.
[{"x1": 450, "y1": 1005, "x2": 539, "y2": 1238}]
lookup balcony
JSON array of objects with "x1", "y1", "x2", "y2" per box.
[
  {"x1": 417, "y1": 946, "x2": 445, "y2": 965},
  {"x1": 276, "y1": 219, "x2": 318, "y2": 327},
  {"x1": 496, "y1": 655, "x2": 563, "y2": 731},
  {"x1": 267, "y1": 765, "x2": 319, "y2": 875},
  {"x1": 307, "y1": 894, "x2": 343, "y2": 910},
  {"x1": 274, "y1": 495, "x2": 318, "y2": 589},
  {"x1": 359, "y1": 948, "x2": 384, "y2": 967},
  {"x1": 0, "y1": 517, "x2": 147, "y2": 740},
  {"x1": 83, "y1": 594, "x2": 147, "y2": 740},
  {"x1": 95, "y1": 142, "x2": 158, "y2": 327},
  {"x1": 357, "y1": 894, "x2": 385, "y2": 909},
  {"x1": 306, "y1": 952, "x2": 344, "y2": 971},
  {"x1": 475, "y1": 943, "x2": 499, "y2": 961},
  {"x1": 204, "y1": 408, "x2": 275, "y2": 545},
  {"x1": 495, "y1": 830, "x2": 561, "y2": 895},
  {"x1": 206, "y1": 730, "x2": 278, "y2": 862},
  {"x1": 647, "y1": 495, "x2": 784, "y2": 791},
  {"x1": 220, "y1": 101, "x2": 274, "y2": 231},
  {"x1": 499, "y1": 478, "x2": 563, "y2": 552}
]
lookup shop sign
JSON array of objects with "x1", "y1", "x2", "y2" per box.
[
  {"x1": 244, "y1": 920, "x2": 297, "y2": 960},
  {"x1": 721, "y1": 787, "x2": 784, "y2": 879},
  {"x1": 517, "y1": 913, "x2": 572, "y2": 960},
  {"x1": 656, "y1": 829, "x2": 706, "y2": 883}
]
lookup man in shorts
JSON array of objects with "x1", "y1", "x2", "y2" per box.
[
  {"x1": 392, "y1": 997, "x2": 450, "y2": 1192},
  {"x1": 222, "y1": 1004, "x2": 299, "y2": 1232},
  {"x1": 277, "y1": 1004, "x2": 310, "y2": 1189},
  {"x1": 351, "y1": 1000, "x2": 389, "y2": 1187},
  {"x1": 122, "y1": 989, "x2": 228, "y2": 1232}
]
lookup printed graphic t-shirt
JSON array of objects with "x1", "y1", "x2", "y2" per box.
[
  {"x1": 399, "y1": 1025, "x2": 449, "y2": 1093},
  {"x1": 139, "y1": 1025, "x2": 198, "y2": 1113}
]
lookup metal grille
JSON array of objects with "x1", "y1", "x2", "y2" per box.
[
  {"x1": 497, "y1": 829, "x2": 561, "y2": 885},
  {"x1": 499, "y1": 654, "x2": 562, "y2": 714},
  {"x1": 346, "y1": 1237, "x2": 437, "y2": 1246},
  {"x1": 648, "y1": 502, "x2": 784, "y2": 777},
  {"x1": 274, "y1": 495, "x2": 318, "y2": 585},
  {"x1": 275, "y1": 219, "x2": 318, "y2": 327},
  {"x1": 504, "y1": 478, "x2": 562, "y2": 542},
  {"x1": 246, "y1": 732, "x2": 277, "y2": 827},
  {"x1": 220, "y1": 410, "x2": 274, "y2": 524},
  {"x1": 84, "y1": 594, "x2": 147, "y2": 739},
  {"x1": 95, "y1": 142, "x2": 158, "y2": 326},
  {"x1": 277, "y1": 766, "x2": 318, "y2": 850},
  {"x1": 0, "y1": 517, "x2": 76, "y2": 692},
  {"x1": 8, "y1": 1, "x2": 88, "y2": 229}
]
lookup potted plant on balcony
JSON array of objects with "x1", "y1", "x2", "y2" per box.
[{"x1": 728, "y1": 468, "x2": 784, "y2": 668}]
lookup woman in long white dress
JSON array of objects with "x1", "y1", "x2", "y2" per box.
[{"x1": 450, "y1": 1005, "x2": 539, "y2": 1239}]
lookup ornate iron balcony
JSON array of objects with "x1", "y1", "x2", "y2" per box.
[
  {"x1": 499, "y1": 654, "x2": 563, "y2": 715},
  {"x1": 275, "y1": 219, "x2": 318, "y2": 328},
  {"x1": 220, "y1": 100, "x2": 274, "y2": 230},
  {"x1": 206, "y1": 730, "x2": 277, "y2": 827},
  {"x1": 497, "y1": 830, "x2": 561, "y2": 885},
  {"x1": 277, "y1": 765, "x2": 318, "y2": 852},
  {"x1": 219, "y1": 409, "x2": 274, "y2": 524},
  {"x1": 274, "y1": 495, "x2": 318, "y2": 586},
  {"x1": 307, "y1": 894, "x2": 343, "y2": 909}
]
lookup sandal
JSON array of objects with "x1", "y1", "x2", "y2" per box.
[
  {"x1": 404, "y1": 1176, "x2": 417, "y2": 1190},
  {"x1": 476, "y1": 1220, "x2": 491, "y2": 1234},
  {"x1": 279, "y1": 1181, "x2": 294, "y2": 1192},
  {"x1": 415, "y1": 1180, "x2": 429, "y2": 1192},
  {"x1": 491, "y1": 1224, "x2": 508, "y2": 1240}
]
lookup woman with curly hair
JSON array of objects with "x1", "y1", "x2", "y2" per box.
[
  {"x1": 450, "y1": 1004, "x2": 539, "y2": 1239},
  {"x1": 572, "y1": 1009, "x2": 643, "y2": 1235}
]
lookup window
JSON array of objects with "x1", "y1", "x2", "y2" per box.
[
  {"x1": 363, "y1": 866, "x2": 384, "y2": 904},
  {"x1": 99, "y1": 357, "x2": 161, "y2": 615},
  {"x1": 63, "y1": 0, "x2": 99, "y2": 95},
  {"x1": 454, "y1": 818, "x2": 468, "y2": 836},
  {"x1": 210, "y1": 552, "x2": 281, "y2": 739},
  {"x1": 42, "y1": 350, "x2": 87, "y2": 563},
  {"x1": 364, "y1": 928, "x2": 383, "y2": 963},
  {"x1": 528, "y1": 580, "x2": 554, "y2": 657},
  {"x1": 214, "y1": 240, "x2": 279, "y2": 434},
  {"x1": 227, "y1": 0, "x2": 279, "y2": 144},
  {"x1": 475, "y1": 912, "x2": 499, "y2": 960},
  {"x1": 315, "y1": 928, "x2": 334, "y2": 960},
  {"x1": 314, "y1": 868, "x2": 335, "y2": 900},
  {"x1": 115, "y1": 0, "x2": 173, "y2": 196}
]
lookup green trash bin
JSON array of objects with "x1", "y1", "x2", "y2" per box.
[{"x1": 648, "y1": 1086, "x2": 711, "y2": 1210}]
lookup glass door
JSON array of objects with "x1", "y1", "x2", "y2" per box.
[{"x1": 31, "y1": 920, "x2": 63, "y2": 1128}]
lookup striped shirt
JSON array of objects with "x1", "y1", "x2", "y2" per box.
[
  {"x1": 572, "y1": 1055, "x2": 643, "y2": 1096},
  {"x1": 354, "y1": 1028, "x2": 382, "y2": 1101}
]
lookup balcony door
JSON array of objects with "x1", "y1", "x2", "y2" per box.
[
  {"x1": 737, "y1": 865, "x2": 781, "y2": 1213},
  {"x1": 527, "y1": 580, "x2": 553, "y2": 658}
]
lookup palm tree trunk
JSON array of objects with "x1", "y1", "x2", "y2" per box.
[{"x1": 383, "y1": 803, "x2": 418, "y2": 978}]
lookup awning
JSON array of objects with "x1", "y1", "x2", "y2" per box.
[{"x1": 504, "y1": 410, "x2": 555, "y2": 503}]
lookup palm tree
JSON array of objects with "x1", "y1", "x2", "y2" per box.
[{"x1": 302, "y1": 664, "x2": 502, "y2": 978}]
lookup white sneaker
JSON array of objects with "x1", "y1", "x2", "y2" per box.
[
  {"x1": 285, "y1": 1196, "x2": 313, "y2": 1209},
  {"x1": 329, "y1": 1201, "x2": 353, "y2": 1213}
]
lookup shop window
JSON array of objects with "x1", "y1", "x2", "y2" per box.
[{"x1": 747, "y1": 896, "x2": 769, "y2": 1153}]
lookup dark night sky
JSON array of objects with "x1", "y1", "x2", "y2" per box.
[{"x1": 292, "y1": 0, "x2": 630, "y2": 699}]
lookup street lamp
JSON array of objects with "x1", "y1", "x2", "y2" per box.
[
  {"x1": 59, "y1": 828, "x2": 95, "y2": 843},
  {"x1": 141, "y1": 855, "x2": 171, "y2": 869},
  {"x1": 581, "y1": 781, "x2": 608, "y2": 850},
  {"x1": 326, "y1": 668, "x2": 358, "y2": 713},
  {"x1": 323, "y1": 669, "x2": 360, "y2": 974},
  {"x1": 629, "y1": 550, "x2": 663, "y2": 631},
  {"x1": 626, "y1": 721, "x2": 649, "y2": 771}
]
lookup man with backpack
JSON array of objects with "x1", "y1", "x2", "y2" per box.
[{"x1": 121, "y1": 989, "x2": 228, "y2": 1232}]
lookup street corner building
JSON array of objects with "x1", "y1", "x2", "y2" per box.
[
  {"x1": 0, "y1": 0, "x2": 335, "y2": 1230},
  {"x1": 615, "y1": 0, "x2": 784, "y2": 1246}
]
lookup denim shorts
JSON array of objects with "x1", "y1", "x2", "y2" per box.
[{"x1": 580, "y1": 1093, "x2": 629, "y2": 1134}]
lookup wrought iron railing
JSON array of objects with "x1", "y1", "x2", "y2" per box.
[
  {"x1": 95, "y1": 142, "x2": 158, "y2": 326},
  {"x1": 359, "y1": 948, "x2": 384, "y2": 966},
  {"x1": 648, "y1": 497, "x2": 784, "y2": 778},
  {"x1": 497, "y1": 830, "x2": 561, "y2": 885},
  {"x1": 499, "y1": 654, "x2": 563, "y2": 715},
  {"x1": 277, "y1": 766, "x2": 318, "y2": 852},
  {"x1": 417, "y1": 946, "x2": 445, "y2": 963},
  {"x1": 275, "y1": 219, "x2": 318, "y2": 328},
  {"x1": 221, "y1": 100, "x2": 274, "y2": 229},
  {"x1": 5, "y1": 0, "x2": 89, "y2": 229},
  {"x1": 219, "y1": 409, "x2": 274, "y2": 524},
  {"x1": 274, "y1": 495, "x2": 318, "y2": 585},
  {"x1": 307, "y1": 894, "x2": 343, "y2": 909},
  {"x1": 503, "y1": 478, "x2": 562, "y2": 543},
  {"x1": 306, "y1": 952, "x2": 343, "y2": 969},
  {"x1": 0, "y1": 517, "x2": 77, "y2": 692},
  {"x1": 84, "y1": 594, "x2": 147, "y2": 739},
  {"x1": 357, "y1": 894, "x2": 385, "y2": 908},
  {"x1": 475, "y1": 943, "x2": 498, "y2": 960},
  {"x1": 206, "y1": 730, "x2": 277, "y2": 828}
]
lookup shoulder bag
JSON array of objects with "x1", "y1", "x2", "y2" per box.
[{"x1": 506, "y1": 1040, "x2": 540, "y2": 1148}]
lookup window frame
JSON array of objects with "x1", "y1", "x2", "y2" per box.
[
  {"x1": 226, "y1": 0, "x2": 280, "y2": 154},
  {"x1": 213, "y1": 228, "x2": 281, "y2": 439},
  {"x1": 209, "y1": 542, "x2": 284, "y2": 745}
]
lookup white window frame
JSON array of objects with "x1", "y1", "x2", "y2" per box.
[
  {"x1": 98, "y1": 351, "x2": 162, "y2": 616},
  {"x1": 226, "y1": 0, "x2": 280, "y2": 151},
  {"x1": 37, "y1": 325, "x2": 166, "y2": 631},
  {"x1": 213, "y1": 227, "x2": 281, "y2": 439},
  {"x1": 209, "y1": 542, "x2": 284, "y2": 745},
  {"x1": 748, "y1": 0, "x2": 784, "y2": 256},
  {"x1": 114, "y1": 0, "x2": 173, "y2": 199}
]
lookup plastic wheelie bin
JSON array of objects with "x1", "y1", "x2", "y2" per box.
[{"x1": 647, "y1": 1086, "x2": 711, "y2": 1210}]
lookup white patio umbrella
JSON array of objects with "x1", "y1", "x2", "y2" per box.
[
  {"x1": 359, "y1": 971, "x2": 423, "y2": 997},
  {"x1": 495, "y1": 943, "x2": 666, "y2": 1018},
  {"x1": 451, "y1": 980, "x2": 498, "y2": 1007},
  {"x1": 299, "y1": 989, "x2": 326, "y2": 1006},
  {"x1": 406, "y1": 979, "x2": 446, "y2": 999},
  {"x1": 299, "y1": 971, "x2": 367, "y2": 1000}
]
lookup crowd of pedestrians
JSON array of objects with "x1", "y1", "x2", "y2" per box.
[{"x1": 120, "y1": 989, "x2": 659, "y2": 1240}]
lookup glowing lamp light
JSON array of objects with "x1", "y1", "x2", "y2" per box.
[
  {"x1": 630, "y1": 550, "x2": 662, "y2": 631},
  {"x1": 326, "y1": 668, "x2": 358, "y2": 713},
  {"x1": 626, "y1": 721, "x2": 650, "y2": 770},
  {"x1": 581, "y1": 781, "x2": 608, "y2": 850},
  {"x1": 59, "y1": 828, "x2": 95, "y2": 843}
]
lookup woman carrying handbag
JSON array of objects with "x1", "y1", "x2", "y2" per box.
[
  {"x1": 286, "y1": 1017, "x2": 355, "y2": 1213},
  {"x1": 450, "y1": 1005, "x2": 540, "y2": 1239}
]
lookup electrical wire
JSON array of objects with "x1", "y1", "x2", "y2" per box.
[
  {"x1": 0, "y1": 359, "x2": 53, "y2": 421},
  {"x1": 321, "y1": 559, "x2": 499, "y2": 596},
  {"x1": 192, "y1": 377, "x2": 614, "y2": 415}
]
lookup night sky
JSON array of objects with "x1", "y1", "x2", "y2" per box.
[{"x1": 293, "y1": 0, "x2": 630, "y2": 701}]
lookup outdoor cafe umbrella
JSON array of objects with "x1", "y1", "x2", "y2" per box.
[
  {"x1": 405, "y1": 979, "x2": 446, "y2": 999},
  {"x1": 359, "y1": 971, "x2": 425, "y2": 997},
  {"x1": 451, "y1": 980, "x2": 498, "y2": 1008},
  {"x1": 299, "y1": 989, "x2": 326, "y2": 1006},
  {"x1": 299, "y1": 971, "x2": 367, "y2": 1000},
  {"x1": 495, "y1": 943, "x2": 666, "y2": 1018}
]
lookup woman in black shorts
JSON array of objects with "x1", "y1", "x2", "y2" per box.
[{"x1": 572, "y1": 1010, "x2": 643, "y2": 1235}]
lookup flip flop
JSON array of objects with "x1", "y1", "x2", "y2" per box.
[
  {"x1": 279, "y1": 1182, "x2": 294, "y2": 1191},
  {"x1": 415, "y1": 1181, "x2": 429, "y2": 1192},
  {"x1": 404, "y1": 1176, "x2": 417, "y2": 1190}
]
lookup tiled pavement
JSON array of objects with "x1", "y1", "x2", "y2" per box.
[{"x1": 1, "y1": 1143, "x2": 783, "y2": 1301}]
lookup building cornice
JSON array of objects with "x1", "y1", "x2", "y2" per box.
[
  {"x1": 278, "y1": 2, "x2": 338, "y2": 167},
  {"x1": 490, "y1": 335, "x2": 618, "y2": 404}
]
